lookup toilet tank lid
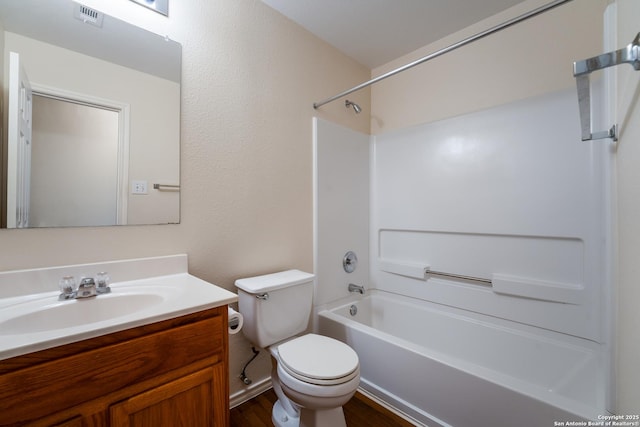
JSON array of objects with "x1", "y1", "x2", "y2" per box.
[{"x1": 235, "y1": 270, "x2": 315, "y2": 293}]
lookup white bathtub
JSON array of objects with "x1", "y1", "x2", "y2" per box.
[{"x1": 317, "y1": 290, "x2": 606, "y2": 427}]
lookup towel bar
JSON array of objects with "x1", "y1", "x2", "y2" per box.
[
  {"x1": 153, "y1": 183, "x2": 180, "y2": 191},
  {"x1": 573, "y1": 32, "x2": 640, "y2": 141}
]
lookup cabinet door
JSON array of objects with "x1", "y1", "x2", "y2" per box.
[
  {"x1": 110, "y1": 365, "x2": 227, "y2": 427},
  {"x1": 51, "y1": 417, "x2": 83, "y2": 427},
  {"x1": 22, "y1": 415, "x2": 84, "y2": 427}
]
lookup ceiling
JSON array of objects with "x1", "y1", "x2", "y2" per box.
[
  {"x1": 262, "y1": 0, "x2": 528, "y2": 69},
  {"x1": 0, "y1": 0, "x2": 180, "y2": 82}
]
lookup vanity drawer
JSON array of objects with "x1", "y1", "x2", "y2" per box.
[{"x1": 0, "y1": 309, "x2": 225, "y2": 426}]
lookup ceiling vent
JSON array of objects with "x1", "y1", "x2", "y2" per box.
[{"x1": 73, "y1": 3, "x2": 104, "y2": 28}]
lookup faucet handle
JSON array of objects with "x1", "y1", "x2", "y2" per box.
[
  {"x1": 58, "y1": 276, "x2": 77, "y2": 300},
  {"x1": 96, "y1": 272, "x2": 111, "y2": 294}
]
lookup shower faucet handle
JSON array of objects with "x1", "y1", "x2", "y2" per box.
[{"x1": 343, "y1": 251, "x2": 358, "y2": 273}]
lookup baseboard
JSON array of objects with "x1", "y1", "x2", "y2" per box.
[
  {"x1": 229, "y1": 377, "x2": 272, "y2": 409},
  {"x1": 229, "y1": 380, "x2": 425, "y2": 426},
  {"x1": 356, "y1": 387, "x2": 426, "y2": 427}
]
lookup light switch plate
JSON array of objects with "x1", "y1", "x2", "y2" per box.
[{"x1": 131, "y1": 180, "x2": 148, "y2": 195}]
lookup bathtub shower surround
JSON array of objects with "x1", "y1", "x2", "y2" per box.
[
  {"x1": 313, "y1": 118, "x2": 370, "y2": 307},
  {"x1": 318, "y1": 291, "x2": 602, "y2": 426},
  {"x1": 371, "y1": 89, "x2": 609, "y2": 342},
  {"x1": 313, "y1": 89, "x2": 612, "y2": 425}
]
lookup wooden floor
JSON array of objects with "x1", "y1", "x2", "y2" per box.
[{"x1": 230, "y1": 389, "x2": 415, "y2": 427}]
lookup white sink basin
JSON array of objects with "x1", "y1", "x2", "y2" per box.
[
  {"x1": 0, "y1": 271, "x2": 238, "y2": 361},
  {"x1": 0, "y1": 292, "x2": 167, "y2": 335}
]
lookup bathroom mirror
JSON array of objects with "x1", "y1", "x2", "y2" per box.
[{"x1": 0, "y1": 0, "x2": 181, "y2": 228}]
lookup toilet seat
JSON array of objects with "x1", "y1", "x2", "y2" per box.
[{"x1": 276, "y1": 334, "x2": 359, "y2": 386}]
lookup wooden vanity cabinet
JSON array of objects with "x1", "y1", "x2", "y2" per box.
[{"x1": 0, "y1": 306, "x2": 229, "y2": 427}]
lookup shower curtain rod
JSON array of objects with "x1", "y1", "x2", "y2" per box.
[{"x1": 312, "y1": 0, "x2": 574, "y2": 109}]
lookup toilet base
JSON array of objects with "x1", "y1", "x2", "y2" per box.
[
  {"x1": 272, "y1": 399, "x2": 347, "y2": 427},
  {"x1": 272, "y1": 400, "x2": 300, "y2": 427},
  {"x1": 299, "y1": 406, "x2": 347, "y2": 427}
]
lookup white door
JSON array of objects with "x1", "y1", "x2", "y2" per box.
[{"x1": 7, "y1": 51, "x2": 33, "y2": 228}]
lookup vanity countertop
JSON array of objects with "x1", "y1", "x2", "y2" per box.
[{"x1": 0, "y1": 255, "x2": 237, "y2": 360}]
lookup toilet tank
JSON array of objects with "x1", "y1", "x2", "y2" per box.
[{"x1": 235, "y1": 270, "x2": 315, "y2": 348}]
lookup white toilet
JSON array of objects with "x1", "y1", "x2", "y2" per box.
[{"x1": 235, "y1": 270, "x2": 360, "y2": 427}]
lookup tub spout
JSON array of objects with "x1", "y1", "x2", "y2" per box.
[{"x1": 348, "y1": 283, "x2": 365, "y2": 294}]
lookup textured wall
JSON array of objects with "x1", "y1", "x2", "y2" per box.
[
  {"x1": 0, "y1": 0, "x2": 370, "y2": 400},
  {"x1": 370, "y1": 0, "x2": 605, "y2": 135}
]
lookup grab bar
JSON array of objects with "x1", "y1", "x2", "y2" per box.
[
  {"x1": 572, "y1": 32, "x2": 640, "y2": 141},
  {"x1": 425, "y1": 270, "x2": 583, "y2": 303},
  {"x1": 426, "y1": 269, "x2": 492, "y2": 285},
  {"x1": 379, "y1": 260, "x2": 584, "y2": 304},
  {"x1": 379, "y1": 260, "x2": 492, "y2": 285},
  {"x1": 153, "y1": 183, "x2": 180, "y2": 191}
]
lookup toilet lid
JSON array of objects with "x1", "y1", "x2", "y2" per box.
[{"x1": 277, "y1": 334, "x2": 359, "y2": 384}]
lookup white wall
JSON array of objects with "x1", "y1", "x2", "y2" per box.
[
  {"x1": 0, "y1": 19, "x2": 5, "y2": 227},
  {"x1": 614, "y1": 0, "x2": 640, "y2": 415},
  {"x1": 313, "y1": 118, "x2": 369, "y2": 308},
  {"x1": 371, "y1": 90, "x2": 608, "y2": 343}
]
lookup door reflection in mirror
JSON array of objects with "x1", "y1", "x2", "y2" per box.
[
  {"x1": 0, "y1": 0, "x2": 181, "y2": 228},
  {"x1": 31, "y1": 94, "x2": 123, "y2": 227}
]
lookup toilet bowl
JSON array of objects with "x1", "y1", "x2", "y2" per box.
[
  {"x1": 270, "y1": 334, "x2": 360, "y2": 427},
  {"x1": 235, "y1": 270, "x2": 360, "y2": 427}
]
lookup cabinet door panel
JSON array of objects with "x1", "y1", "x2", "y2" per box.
[
  {"x1": 110, "y1": 365, "x2": 226, "y2": 427},
  {"x1": 52, "y1": 417, "x2": 83, "y2": 427}
]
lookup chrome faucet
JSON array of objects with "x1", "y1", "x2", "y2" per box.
[
  {"x1": 76, "y1": 277, "x2": 97, "y2": 299},
  {"x1": 58, "y1": 273, "x2": 111, "y2": 300},
  {"x1": 348, "y1": 283, "x2": 365, "y2": 294}
]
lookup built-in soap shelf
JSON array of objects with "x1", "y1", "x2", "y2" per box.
[{"x1": 379, "y1": 259, "x2": 584, "y2": 305}]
